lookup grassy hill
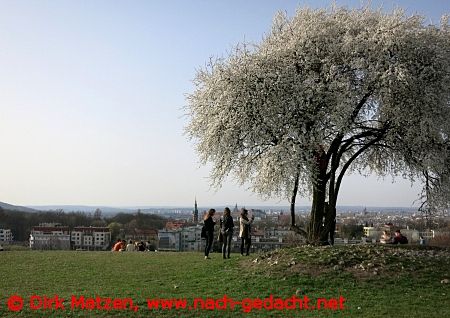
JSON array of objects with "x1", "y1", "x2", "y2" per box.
[{"x1": 0, "y1": 245, "x2": 449, "y2": 317}]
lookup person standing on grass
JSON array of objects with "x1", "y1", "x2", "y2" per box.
[
  {"x1": 221, "y1": 207, "x2": 234, "y2": 259},
  {"x1": 239, "y1": 208, "x2": 254, "y2": 256},
  {"x1": 203, "y1": 208, "x2": 216, "y2": 259}
]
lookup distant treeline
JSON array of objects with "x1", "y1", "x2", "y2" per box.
[{"x1": 0, "y1": 207, "x2": 167, "y2": 242}]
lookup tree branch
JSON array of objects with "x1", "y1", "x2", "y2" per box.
[{"x1": 335, "y1": 134, "x2": 385, "y2": 197}]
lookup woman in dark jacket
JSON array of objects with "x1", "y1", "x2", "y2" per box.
[
  {"x1": 221, "y1": 207, "x2": 234, "y2": 259},
  {"x1": 203, "y1": 208, "x2": 216, "y2": 259}
]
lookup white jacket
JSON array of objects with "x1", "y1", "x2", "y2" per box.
[{"x1": 239, "y1": 217, "x2": 254, "y2": 238}]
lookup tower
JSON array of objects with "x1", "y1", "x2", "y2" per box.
[{"x1": 192, "y1": 198, "x2": 199, "y2": 223}]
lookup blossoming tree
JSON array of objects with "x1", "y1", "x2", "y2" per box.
[{"x1": 186, "y1": 7, "x2": 450, "y2": 243}]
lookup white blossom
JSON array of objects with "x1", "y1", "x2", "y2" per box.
[{"x1": 186, "y1": 6, "x2": 450, "y2": 214}]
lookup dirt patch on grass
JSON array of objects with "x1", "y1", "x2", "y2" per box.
[
  {"x1": 240, "y1": 245, "x2": 450, "y2": 281},
  {"x1": 286, "y1": 262, "x2": 330, "y2": 277}
]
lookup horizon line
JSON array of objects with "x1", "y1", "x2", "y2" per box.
[{"x1": 25, "y1": 204, "x2": 420, "y2": 209}]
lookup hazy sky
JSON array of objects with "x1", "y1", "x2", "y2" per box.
[{"x1": 0, "y1": 1, "x2": 448, "y2": 208}]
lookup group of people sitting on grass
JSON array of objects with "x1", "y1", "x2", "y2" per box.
[
  {"x1": 203, "y1": 207, "x2": 255, "y2": 260},
  {"x1": 380, "y1": 229, "x2": 408, "y2": 244},
  {"x1": 112, "y1": 239, "x2": 149, "y2": 252}
]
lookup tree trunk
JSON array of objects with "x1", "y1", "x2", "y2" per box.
[
  {"x1": 289, "y1": 170, "x2": 308, "y2": 237},
  {"x1": 290, "y1": 170, "x2": 300, "y2": 227},
  {"x1": 322, "y1": 201, "x2": 336, "y2": 245},
  {"x1": 307, "y1": 177, "x2": 327, "y2": 244},
  {"x1": 306, "y1": 147, "x2": 329, "y2": 244},
  {"x1": 323, "y1": 166, "x2": 338, "y2": 245}
]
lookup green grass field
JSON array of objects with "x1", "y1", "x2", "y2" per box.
[{"x1": 0, "y1": 245, "x2": 449, "y2": 317}]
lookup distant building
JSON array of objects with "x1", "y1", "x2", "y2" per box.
[
  {"x1": 180, "y1": 225, "x2": 204, "y2": 251},
  {"x1": 165, "y1": 220, "x2": 188, "y2": 230},
  {"x1": 419, "y1": 230, "x2": 435, "y2": 241},
  {"x1": 251, "y1": 237, "x2": 289, "y2": 252},
  {"x1": 158, "y1": 229, "x2": 182, "y2": 251},
  {"x1": 71, "y1": 227, "x2": 111, "y2": 250},
  {"x1": 29, "y1": 224, "x2": 71, "y2": 250},
  {"x1": 158, "y1": 226, "x2": 205, "y2": 252},
  {"x1": 249, "y1": 209, "x2": 266, "y2": 219},
  {"x1": 192, "y1": 198, "x2": 199, "y2": 224},
  {"x1": 231, "y1": 204, "x2": 241, "y2": 219},
  {"x1": 127, "y1": 228, "x2": 158, "y2": 242},
  {"x1": 264, "y1": 227, "x2": 293, "y2": 239},
  {"x1": 363, "y1": 226, "x2": 381, "y2": 239},
  {"x1": 0, "y1": 229, "x2": 13, "y2": 243},
  {"x1": 157, "y1": 222, "x2": 297, "y2": 253},
  {"x1": 29, "y1": 224, "x2": 112, "y2": 250}
]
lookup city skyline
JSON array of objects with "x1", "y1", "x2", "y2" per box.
[{"x1": 0, "y1": 1, "x2": 448, "y2": 207}]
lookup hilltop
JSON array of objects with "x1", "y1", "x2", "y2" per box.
[
  {"x1": 245, "y1": 244, "x2": 450, "y2": 280},
  {"x1": 0, "y1": 201, "x2": 36, "y2": 213}
]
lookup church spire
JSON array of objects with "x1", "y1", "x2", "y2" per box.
[{"x1": 193, "y1": 197, "x2": 199, "y2": 223}]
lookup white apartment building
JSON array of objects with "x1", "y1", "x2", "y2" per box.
[
  {"x1": 264, "y1": 227, "x2": 294, "y2": 239},
  {"x1": 158, "y1": 225, "x2": 293, "y2": 253},
  {"x1": 158, "y1": 226, "x2": 206, "y2": 251},
  {"x1": 180, "y1": 226, "x2": 204, "y2": 251},
  {"x1": 158, "y1": 229, "x2": 182, "y2": 251},
  {"x1": 0, "y1": 229, "x2": 13, "y2": 242},
  {"x1": 363, "y1": 226, "x2": 382, "y2": 239},
  {"x1": 29, "y1": 225, "x2": 71, "y2": 250},
  {"x1": 71, "y1": 227, "x2": 111, "y2": 250},
  {"x1": 29, "y1": 224, "x2": 111, "y2": 250}
]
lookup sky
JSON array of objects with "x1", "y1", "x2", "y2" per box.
[{"x1": 0, "y1": 0, "x2": 448, "y2": 208}]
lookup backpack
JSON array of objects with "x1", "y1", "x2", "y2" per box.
[{"x1": 201, "y1": 225, "x2": 206, "y2": 238}]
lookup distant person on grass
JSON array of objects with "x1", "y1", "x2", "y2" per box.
[
  {"x1": 239, "y1": 208, "x2": 254, "y2": 256},
  {"x1": 221, "y1": 207, "x2": 234, "y2": 259},
  {"x1": 112, "y1": 239, "x2": 124, "y2": 252},
  {"x1": 137, "y1": 241, "x2": 146, "y2": 251},
  {"x1": 203, "y1": 208, "x2": 216, "y2": 259},
  {"x1": 380, "y1": 230, "x2": 392, "y2": 244},
  {"x1": 126, "y1": 240, "x2": 135, "y2": 252},
  {"x1": 392, "y1": 230, "x2": 408, "y2": 244},
  {"x1": 419, "y1": 236, "x2": 426, "y2": 245}
]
